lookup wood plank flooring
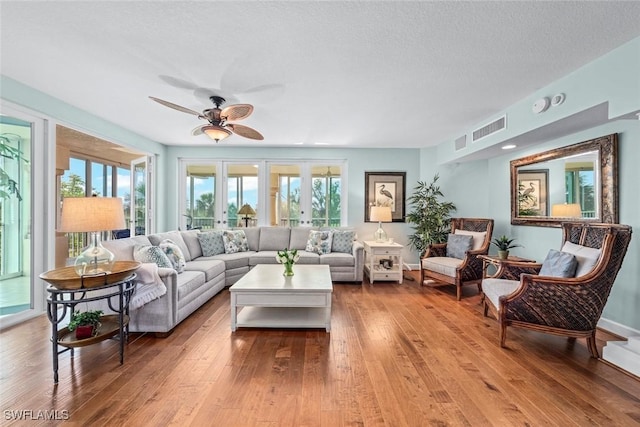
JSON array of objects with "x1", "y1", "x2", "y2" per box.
[{"x1": 1, "y1": 271, "x2": 639, "y2": 426}]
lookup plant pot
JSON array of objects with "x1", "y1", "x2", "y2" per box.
[
  {"x1": 75, "y1": 325, "x2": 95, "y2": 340},
  {"x1": 497, "y1": 250, "x2": 509, "y2": 260}
]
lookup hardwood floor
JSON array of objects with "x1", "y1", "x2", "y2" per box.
[{"x1": 1, "y1": 271, "x2": 639, "y2": 426}]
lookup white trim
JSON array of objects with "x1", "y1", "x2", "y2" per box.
[{"x1": 598, "y1": 317, "x2": 640, "y2": 339}]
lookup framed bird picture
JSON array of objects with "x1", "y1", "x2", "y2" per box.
[
  {"x1": 365, "y1": 172, "x2": 406, "y2": 222},
  {"x1": 517, "y1": 169, "x2": 549, "y2": 216}
]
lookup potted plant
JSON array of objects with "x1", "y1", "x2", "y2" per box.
[
  {"x1": 406, "y1": 174, "x2": 457, "y2": 257},
  {"x1": 68, "y1": 310, "x2": 103, "y2": 339},
  {"x1": 491, "y1": 235, "x2": 522, "y2": 260}
]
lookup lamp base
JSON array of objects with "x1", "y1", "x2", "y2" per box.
[
  {"x1": 74, "y1": 232, "x2": 116, "y2": 276},
  {"x1": 374, "y1": 222, "x2": 388, "y2": 243}
]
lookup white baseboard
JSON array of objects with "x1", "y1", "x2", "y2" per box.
[{"x1": 598, "y1": 317, "x2": 640, "y2": 339}]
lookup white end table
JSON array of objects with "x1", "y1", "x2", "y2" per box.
[{"x1": 363, "y1": 241, "x2": 404, "y2": 284}]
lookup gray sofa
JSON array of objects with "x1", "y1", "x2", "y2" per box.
[{"x1": 102, "y1": 227, "x2": 364, "y2": 334}]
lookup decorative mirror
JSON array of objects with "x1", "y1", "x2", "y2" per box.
[{"x1": 510, "y1": 133, "x2": 618, "y2": 227}]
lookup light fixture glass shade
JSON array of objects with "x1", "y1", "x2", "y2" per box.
[
  {"x1": 203, "y1": 125, "x2": 231, "y2": 142},
  {"x1": 59, "y1": 197, "x2": 126, "y2": 276},
  {"x1": 370, "y1": 206, "x2": 392, "y2": 242},
  {"x1": 551, "y1": 203, "x2": 582, "y2": 218}
]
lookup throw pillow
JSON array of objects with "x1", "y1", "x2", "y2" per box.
[
  {"x1": 446, "y1": 233, "x2": 473, "y2": 259},
  {"x1": 538, "y1": 249, "x2": 578, "y2": 277},
  {"x1": 331, "y1": 230, "x2": 356, "y2": 253},
  {"x1": 198, "y1": 231, "x2": 226, "y2": 256},
  {"x1": 159, "y1": 239, "x2": 186, "y2": 273},
  {"x1": 222, "y1": 230, "x2": 249, "y2": 254},
  {"x1": 454, "y1": 229, "x2": 487, "y2": 251},
  {"x1": 306, "y1": 230, "x2": 333, "y2": 255},
  {"x1": 133, "y1": 244, "x2": 172, "y2": 269},
  {"x1": 561, "y1": 241, "x2": 602, "y2": 277}
]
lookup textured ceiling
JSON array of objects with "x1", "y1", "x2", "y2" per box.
[{"x1": 1, "y1": 1, "x2": 639, "y2": 149}]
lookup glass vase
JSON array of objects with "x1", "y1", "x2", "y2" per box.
[{"x1": 283, "y1": 263, "x2": 294, "y2": 276}]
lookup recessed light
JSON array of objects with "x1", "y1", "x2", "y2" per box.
[{"x1": 502, "y1": 144, "x2": 516, "y2": 150}]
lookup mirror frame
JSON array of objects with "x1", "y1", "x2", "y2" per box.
[{"x1": 510, "y1": 133, "x2": 618, "y2": 227}]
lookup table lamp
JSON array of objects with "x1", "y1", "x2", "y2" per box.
[
  {"x1": 370, "y1": 206, "x2": 392, "y2": 242},
  {"x1": 238, "y1": 204, "x2": 256, "y2": 227},
  {"x1": 59, "y1": 197, "x2": 126, "y2": 276},
  {"x1": 551, "y1": 203, "x2": 582, "y2": 218}
]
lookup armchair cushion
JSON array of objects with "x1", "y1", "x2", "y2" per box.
[
  {"x1": 538, "y1": 249, "x2": 577, "y2": 278},
  {"x1": 561, "y1": 241, "x2": 602, "y2": 277},
  {"x1": 482, "y1": 278, "x2": 519, "y2": 312},
  {"x1": 422, "y1": 257, "x2": 463, "y2": 278},
  {"x1": 454, "y1": 229, "x2": 487, "y2": 251},
  {"x1": 446, "y1": 233, "x2": 473, "y2": 259}
]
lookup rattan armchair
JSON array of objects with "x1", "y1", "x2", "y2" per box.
[
  {"x1": 420, "y1": 218, "x2": 494, "y2": 300},
  {"x1": 483, "y1": 222, "x2": 632, "y2": 358}
]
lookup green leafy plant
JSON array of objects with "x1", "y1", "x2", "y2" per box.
[
  {"x1": 406, "y1": 174, "x2": 457, "y2": 256},
  {"x1": 491, "y1": 235, "x2": 522, "y2": 251},
  {"x1": 67, "y1": 310, "x2": 103, "y2": 332}
]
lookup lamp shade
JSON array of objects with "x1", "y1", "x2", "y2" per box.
[
  {"x1": 202, "y1": 125, "x2": 231, "y2": 142},
  {"x1": 551, "y1": 203, "x2": 582, "y2": 218},
  {"x1": 370, "y1": 206, "x2": 392, "y2": 222},
  {"x1": 238, "y1": 204, "x2": 256, "y2": 216},
  {"x1": 59, "y1": 197, "x2": 126, "y2": 232}
]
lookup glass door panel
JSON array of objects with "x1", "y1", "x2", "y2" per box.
[
  {"x1": 226, "y1": 163, "x2": 259, "y2": 228},
  {"x1": 0, "y1": 116, "x2": 32, "y2": 316},
  {"x1": 269, "y1": 164, "x2": 301, "y2": 226},
  {"x1": 186, "y1": 164, "x2": 217, "y2": 230},
  {"x1": 311, "y1": 165, "x2": 342, "y2": 227},
  {"x1": 131, "y1": 156, "x2": 153, "y2": 235}
]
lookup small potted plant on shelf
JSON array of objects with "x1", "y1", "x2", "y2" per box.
[
  {"x1": 68, "y1": 310, "x2": 103, "y2": 339},
  {"x1": 491, "y1": 235, "x2": 522, "y2": 260}
]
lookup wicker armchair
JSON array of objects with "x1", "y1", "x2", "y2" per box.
[
  {"x1": 483, "y1": 222, "x2": 632, "y2": 358},
  {"x1": 420, "y1": 218, "x2": 494, "y2": 300}
]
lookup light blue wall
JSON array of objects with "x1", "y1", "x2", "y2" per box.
[{"x1": 421, "y1": 37, "x2": 640, "y2": 331}]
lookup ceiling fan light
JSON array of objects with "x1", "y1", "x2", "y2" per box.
[{"x1": 203, "y1": 125, "x2": 231, "y2": 142}]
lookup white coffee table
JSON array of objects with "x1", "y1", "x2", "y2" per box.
[{"x1": 229, "y1": 264, "x2": 333, "y2": 332}]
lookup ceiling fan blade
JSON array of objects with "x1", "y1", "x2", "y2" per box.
[
  {"x1": 221, "y1": 104, "x2": 253, "y2": 121},
  {"x1": 149, "y1": 96, "x2": 202, "y2": 116},
  {"x1": 227, "y1": 124, "x2": 264, "y2": 140}
]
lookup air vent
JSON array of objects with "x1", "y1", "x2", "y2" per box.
[
  {"x1": 454, "y1": 135, "x2": 467, "y2": 151},
  {"x1": 472, "y1": 115, "x2": 506, "y2": 142}
]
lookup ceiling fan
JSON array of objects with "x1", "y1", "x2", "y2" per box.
[{"x1": 149, "y1": 95, "x2": 264, "y2": 142}]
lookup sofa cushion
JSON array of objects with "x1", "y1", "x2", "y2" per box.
[
  {"x1": 249, "y1": 251, "x2": 281, "y2": 266},
  {"x1": 148, "y1": 231, "x2": 192, "y2": 262},
  {"x1": 242, "y1": 227, "x2": 261, "y2": 251},
  {"x1": 103, "y1": 235, "x2": 152, "y2": 261},
  {"x1": 176, "y1": 270, "x2": 207, "y2": 302},
  {"x1": 421, "y1": 257, "x2": 463, "y2": 278},
  {"x1": 539, "y1": 249, "x2": 577, "y2": 277},
  {"x1": 159, "y1": 239, "x2": 187, "y2": 273},
  {"x1": 180, "y1": 230, "x2": 203, "y2": 259},
  {"x1": 320, "y1": 252, "x2": 355, "y2": 267},
  {"x1": 331, "y1": 229, "x2": 356, "y2": 253},
  {"x1": 201, "y1": 252, "x2": 253, "y2": 270},
  {"x1": 454, "y1": 229, "x2": 487, "y2": 251},
  {"x1": 561, "y1": 241, "x2": 602, "y2": 277},
  {"x1": 446, "y1": 233, "x2": 473, "y2": 259},
  {"x1": 198, "y1": 230, "x2": 226, "y2": 256},
  {"x1": 259, "y1": 227, "x2": 291, "y2": 251},
  {"x1": 482, "y1": 278, "x2": 520, "y2": 312},
  {"x1": 295, "y1": 251, "x2": 321, "y2": 264},
  {"x1": 306, "y1": 230, "x2": 333, "y2": 255},
  {"x1": 223, "y1": 230, "x2": 249, "y2": 254},
  {"x1": 290, "y1": 227, "x2": 317, "y2": 250},
  {"x1": 184, "y1": 259, "x2": 225, "y2": 282},
  {"x1": 133, "y1": 244, "x2": 173, "y2": 269}
]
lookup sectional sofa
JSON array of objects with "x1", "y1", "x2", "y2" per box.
[{"x1": 102, "y1": 227, "x2": 364, "y2": 334}]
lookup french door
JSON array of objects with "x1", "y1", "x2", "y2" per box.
[{"x1": 130, "y1": 156, "x2": 154, "y2": 235}]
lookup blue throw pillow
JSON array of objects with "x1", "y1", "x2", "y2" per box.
[
  {"x1": 331, "y1": 230, "x2": 356, "y2": 253},
  {"x1": 133, "y1": 244, "x2": 172, "y2": 269},
  {"x1": 198, "y1": 231, "x2": 226, "y2": 256},
  {"x1": 539, "y1": 249, "x2": 578, "y2": 277},
  {"x1": 446, "y1": 233, "x2": 473, "y2": 259}
]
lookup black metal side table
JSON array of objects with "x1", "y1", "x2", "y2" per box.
[{"x1": 44, "y1": 273, "x2": 136, "y2": 383}]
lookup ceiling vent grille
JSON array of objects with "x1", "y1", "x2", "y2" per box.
[
  {"x1": 472, "y1": 115, "x2": 506, "y2": 142},
  {"x1": 454, "y1": 135, "x2": 467, "y2": 151}
]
